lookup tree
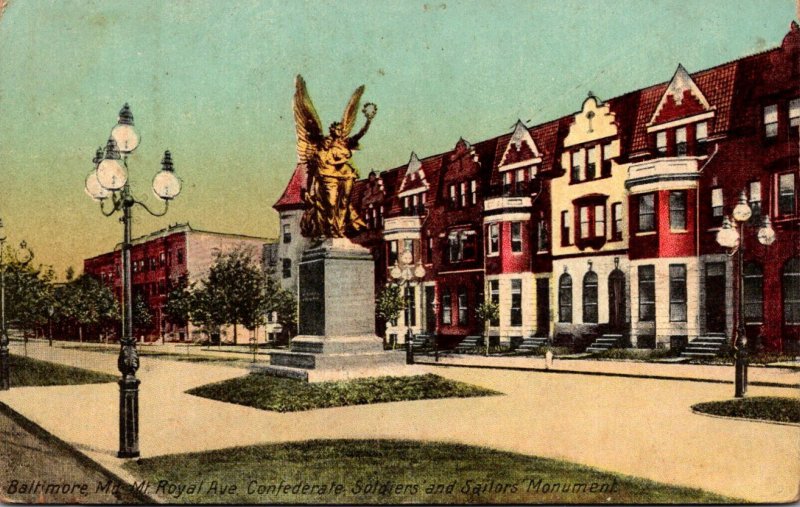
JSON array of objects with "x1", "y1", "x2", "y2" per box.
[
  {"x1": 375, "y1": 284, "x2": 405, "y2": 347},
  {"x1": 55, "y1": 274, "x2": 119, "y2": 342},
  {"x1": 4, "y1": 261, "x2": 55, "y2": 337},
  {"x1": 263, "y1": 270, "x2": 297, "y2": 342},
  {"x1": 163, "y1": 280, "x2": 192, "y2": 330},
  {"x1": 475, "y1": 300, "x2": 500, "y2": 356},
  {"x1": 132, "y1": 294, "x2": 153, "y2": 339},
  {"x1": 200, "y1": 247, "x2": 267, "y2": 345}
]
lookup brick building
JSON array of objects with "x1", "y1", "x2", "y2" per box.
[
  {"x1": 84, "y1": 223, "x2": 277, "y2": 343},
  {"x1": 276, "y1": 22, "x2": 800, "y2": 352}
]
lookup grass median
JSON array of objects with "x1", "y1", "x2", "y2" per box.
[
  {"x1": 9, "y1": 354, "x2": 117, "y2": 386},
  {"x1": 692, "y1": 396, "x2": 800, "y2": 424},
  {"x1": 187, "y1": 373, "x2": 498, "y2": 412},
  {"x1": 123, "y1": 439, "x2": 737, "y2": 504}
]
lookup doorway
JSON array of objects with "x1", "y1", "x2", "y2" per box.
[
  {"x1": 705, "y1": 263, "x2": 726, "y2": 333},
  {"x1": 608, "y1": 270, "x2": 625, "y2": 331},
  {"x1": 536, "y1": 278, "x2": 550, "y2": 336}
]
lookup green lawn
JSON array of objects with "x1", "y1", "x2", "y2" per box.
[
  {"x1": 60, "y1": 345, "x2": 247, "y2": 364},
  {"x1": 123, "y1": 439, "x2": 737, "y2": 504},
  {"x1": 187, "y1": 373, "x2": 498, "y2": 412},
  {"x1": 692, "y1": 396, "x2": 800, "y2": 424},
  {"x1": 9, "y1": 355, "x2": 117, "y2": 386}
]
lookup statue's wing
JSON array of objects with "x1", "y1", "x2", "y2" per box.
[
  {"x1": 340, "y1": 85, "x2": 365, "y2": 138},
  {"x1": 293, "y1": 75, "x2": 323, "y2": 165}
]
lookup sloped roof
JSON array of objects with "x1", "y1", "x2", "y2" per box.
[{"x1": 273, "y1": 164, "x2": 307, "y2": 211}]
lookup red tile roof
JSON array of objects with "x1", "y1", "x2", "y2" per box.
[{"x1": 273, "y1": 164, "x2": 307, "y2": 211}]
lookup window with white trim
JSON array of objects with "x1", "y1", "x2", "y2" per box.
[
  {"x1": 582, "y1": 271, "x2": 598, "y2": 323},
  {"x1": 457, "y1": 286, "x2": 468, "y2": 325},
  {"x1": 487, "y1": 223, "x2": 499, "y2": 256},
  {"x1": 778, "y1": 172, "x2": 796, "y2": 216},
  {"x1": 711, "y1": 187, "x2": 724, "y2": 223},
  {"x1": 783, "y1": 258, "x2": 800, "y2": 325},
  {"x1": 669, "y1": 191, "x2": 687, "y2": 230},
  {"x1": 669, "y1": 264, "x2": 687, "y2": 322},
  {"x1": 748, "y1": 180, "x2": 762, "y2": 222},
  {"x1": 638, "y1": 194, "x2": 655, "y2": 232},
  {"x1": 511, "y1": 222, "x2": 522, "y2": 253},
  {"x1": 764, "y1": 104, "x2": 778, "y2": 138},
  {"x1": 442, "y1": 291, "x2": 452, "y2": 325},
  {"x1": 558, "y1": 273, "x2": 572, "y2": 323},
  {"x1": 656, "y1": 131, "x2": 667, "y2": 155},
  {"x1": 675, "y1": 127, "x2": 687, "y2": 156},
  {"x1": 586, "y1": 146, "x2": 597, "y2": 180},
  {"x1": 561, "y1": 210, "x2": 571, "y2": 246},
  {"x1": 790, "y1": 98, "x2": 800, "y2": 128},
  {"x1": 611, "y1": 202, "x2": 623, "y2": 240},
  {"x1": 638, "y1": 265, "x2": 655, "y2": 321},
  {"x1": 570, "y1": 150, "x2": 582, "y2": 182},
  {"x1": 510, "y1": 279, "x2": 522, "y2": 326}
]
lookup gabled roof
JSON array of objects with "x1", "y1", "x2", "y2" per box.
[
  {"x1": 498, "y1": 120, "x2": 542, "y2": 170},
  {"x1": 273, "y1": 164, "x2": 307, "y2": 211},
  {"x1": 630, "y1": 60, "x2": 738, "y2": 154},
  {"x1": 397, "y1": 152, "x2": 429, "y2": 195},
  {"x1": 648, "y1": 64, "x2": 713, "y2": 127}
]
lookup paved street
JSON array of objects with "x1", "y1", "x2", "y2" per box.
[{"x1": 0, "y1": 341, "x2": 798, "y2": 503}]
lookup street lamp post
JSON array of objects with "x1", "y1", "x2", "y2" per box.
[
  {"x1": 432, "y1": 299, "x2": 440, "y2": 362},
  {"x1": 85, "y1": 103, "x2": 182, "y2": 458},
  {"x1": 0, "y1": 220, "x2": 34, "y2": 390},
  {"x1": 47, "y1": 305, "x2": 54, "y2": 347},
  {"x1": 716, "y1": 191, "x2": 776, "y2": 398},
  {"x1": 389, "y1": 250, "x2": 426, "y2": 365}
]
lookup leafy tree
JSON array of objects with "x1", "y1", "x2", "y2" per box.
[
  {"x1": 4, "y1": 262, "x2": 55, "y2": 337},
  {"x1": 199, "y1": 247, "x2": 267, "y2": 344},
  {"x1": 375, "y1": 284, "x2": 405, "y2": 346},
  {"x1": 163, "y1": 280, "x2": 192, "y2": 329},
  {"x1": 263, "y1": 270, "x2": 297, "y2": 342},
  {"x1": 188, "y1": 282, "x2": 225, "y2": 343},
  {"x1": 132, "y1": 294, "x2": 153, "y2": 339},
  {"x1": 55, "y1": 274, "x2": 119, "y2": 342},
  {"x1": 475, "y1": 300, "x2": 500, "y2": 355}
]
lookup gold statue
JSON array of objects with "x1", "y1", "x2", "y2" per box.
[{"x1": 293, "y1": 75, "x2": 377, "y2": 238}]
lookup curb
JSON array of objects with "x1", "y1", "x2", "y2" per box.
[
  {"x1": 689, "y1": 406, "x2": 800, "y2": 427},
  {"x1": 0, "y1": 401, "x2": 161, "y2": 505},
  {"x1": 415, "y1": 361, "x2": 800, "y2": 389}
]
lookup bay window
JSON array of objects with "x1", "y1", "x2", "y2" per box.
[
  {"x1": 511, "y1": 222, "x2": 522, "y2": 253},
  {"x1": 670, "y1": 191, "x2": 687, "y2": 230},
  {"x1": 669, "y1": 264, "x2": 687, "y2": 322},
  {"x1": 487, "y1": 223, "x2": 499, "y2": 256},
  {"x1": 639, "y1": 193, "x2": 655, "y2": 232},
  {"x1": 638, "y1": 265, "x2": 655, "y2": 321}
]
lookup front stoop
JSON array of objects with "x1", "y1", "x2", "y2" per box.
[
  {"x1": 586, "y1": 334, "x2": 625, "y2": 353},
  {"x1": 681, "y1": 333, "x2": 728, "y2": 358}
]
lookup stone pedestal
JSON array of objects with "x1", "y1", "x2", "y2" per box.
[{"x1": 254, "y1": 238, "x2": 411, "y2": 382}]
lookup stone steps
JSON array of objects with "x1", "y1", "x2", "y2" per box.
[
  {"x1": 518, "y1": 336, "x2": 549, "y2": 351},
  {"x1": 454, "y1": 336, "x2": 483, "y2": 352},
  {"x1": 681, "y1": 334, "x2": 728, "y2": 358},
  {"x1": 586, "y1": 334, "x2": 624, "y2": 353}
]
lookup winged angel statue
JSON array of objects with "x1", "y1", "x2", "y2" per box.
[{"x1": 294, "y1": 75, "x2": 377, "y2": 238}]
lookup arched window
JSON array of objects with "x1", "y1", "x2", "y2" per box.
[
  {"x1": 743, "y1": 262, "x2": 763, "y2": 324},
  {"x1": 558, "y1": 273, "x2": 572, "y2": 323},
  {"x1": 783, "y1": 257, "x2": 800, "y2": 325},
  {"x1": 583, "y1": 271, "x2": 598, "y2": 323}
]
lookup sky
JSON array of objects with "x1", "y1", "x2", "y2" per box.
[{"x1": 0, "y1": 0, "x2": 796, "y2": 278}]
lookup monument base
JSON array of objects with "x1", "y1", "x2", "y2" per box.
[{"x1": 253, "y1": 238, "x2": 417, "y2": 382}]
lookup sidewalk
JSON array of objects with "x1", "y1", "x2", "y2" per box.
[
  {"x1": 1, "y1": 341, "x2": 798, "y2": 503},
  {"x1": 415, "y1": 352, "x2": 800, "y2": 387}
]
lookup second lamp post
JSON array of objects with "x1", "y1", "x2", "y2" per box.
[
  {"x1": 715, "y1": 190, "x2": 776, "y2": 398},
  {"x1": 85, "y1": 103, "x2": 182, "y2": 458},
  {"x1": 389, "y1": 250, "x2": 425, "y2": 364}
]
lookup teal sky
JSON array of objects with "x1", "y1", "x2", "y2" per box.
[{"x1": 0, "y1": 0, "x2": 796, "y2": 277}]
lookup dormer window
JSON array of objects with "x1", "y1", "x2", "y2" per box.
[
  {"x1": 696, "y1": 121, "x2": 708, "y2": 154},
  {"x1": 656, "y1": 131, "x2": 668, "y2": 155},
  {"x1": 675, "y1": 127, "x2": 687, "y2": 156}
]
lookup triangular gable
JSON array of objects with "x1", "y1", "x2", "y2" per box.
[
  {"x1": 273, "y1": 163, "x2": 307, "y2": 211},
  {"x1": 648, "y1": 64, "x2": 713, "y2": 127},
  {"x1": 397, "y1": 152, "x2": 428, "y2": 195},
  {"x1": 498, "y1": 120, "x2": 542, "y2": 171}
]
